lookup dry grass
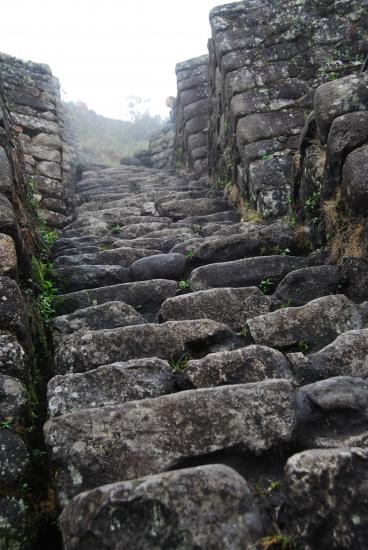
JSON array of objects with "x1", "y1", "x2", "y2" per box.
[
  {"x1": 227, "y1": 188, "x2": 264, "y2": 224},
  {"x1": 323, "y1": 190, "x2": 364, "y2": 263},
  {"x1": 294, "y1": 225, "x2": 313, "y2": 251}
]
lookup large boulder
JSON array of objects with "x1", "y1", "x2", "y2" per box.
[
  {"x1": 44, "y1": 380, "x2": 296, "y2": 503},
  {"x1": 60, "y1": 465, "x2": 263, "y2": 550},
  {"x1": 285, "y1": 448, "x2": 368, "y2": 549}
]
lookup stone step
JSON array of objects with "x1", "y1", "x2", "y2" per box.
[
  {"x1": 171, "y1": 222, "x2": 300, "y2": 264},
  {"x1": 184, "y1": 345, "x2": 292, "y2": 388},
  {"x1": 271, "y1": 265, "x2": 340, "y2": 308},
  {"x1": 47, "y1": 358, "x2": 175, "y2": 416},
  {"x1": 189, "y1": 255, "x2": 306, "y2": 291},
  {"x1": 159, "y1": 287, "x2": 271, "y2": 330},
  {"x1": 59, "y1": 464, "x2": 263, "y2": 550},
  {"x1": 44, "y1": 379, "x2": 296, "y2": 503},
  {"x1": 131, "y1": 253, "x2": 187, "y2": 281},
  {"x1": 54, "y1": 247, "x2": 162, "y2": 268},
  {"x1": 157, "y1": 198, "x2": 230, "y2": 220},
  {"x1": 53, "y1": 319, "x2": 236, "y2": 374},
  {"x1": 56, "y1": 279, "x2": 177, "y2": 316},
  {"x1": 247, "y1": 294, "x2": 368, "y2": 352},
  {"x1": 284, "y1": 447, "x2": 368, "y2": 549},
  {"x1": 172, "y1": 210, "x2": 239, "y2": 227},
  {"x1": 287, "y1": 328, "x2": 368, "y2": 384},
  {"x1": 55, "y1": 265, "x2": 131, "y2": 292},
  {"x1": 52, "y1": 235, "x2": 116, "y2": 254},
  {"x1": 295, "y1": 375, "x2": 368, "y2": 448},
  {"x1": 52, "y1": 301, "x2": 145, "y2": 334}
]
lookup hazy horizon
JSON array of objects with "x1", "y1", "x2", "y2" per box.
[{"x1": 1, "y1": 0, "x2": 226, "y2": 120}]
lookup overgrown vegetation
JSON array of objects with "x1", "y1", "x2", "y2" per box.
[
  {"x1": 323, "y1": 190, "x2": 364, "y2": 262},
  {"x1": 168, "y1": 353, "x2": 190, "y2": 373},
  {"x1": 64, "y1": 100, "x2": 164, "y2": 165}
]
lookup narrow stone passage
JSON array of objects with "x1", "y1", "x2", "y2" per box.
[{"x1": 43, "y1": 164, "x2": 368, "y2": 548}]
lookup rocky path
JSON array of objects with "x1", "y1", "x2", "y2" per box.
[{"x1": 44, "y1": 165, "x2": 368, "y2": 549}]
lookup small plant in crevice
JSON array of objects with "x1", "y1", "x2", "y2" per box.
[
  {"x1": 168, "y1": 353, "x2": 190, "y2": 374},
  {"x1": 111, "y1": 224, "x2": 123, "y2": 234},
  {"x1": 259, "y1": 533, "x2": 298, "y2": 550},
  {"x1": 240, "y1": 325, "x2": 251, "y2": 338},
  {"x1": 259, "y1": 278, "x2": 274, "y2": 295},
  {"x1": 280, "y1": 299, "x2": 293, "y2": 309},
  {"x1": 185, "y1": 250, "x2": 195, "y2": 260},
  {"x1": 135, "y1": 304, "x2": 144, "y2": 312},
  {"x1": 255, "y1": 478, "x2": 281, "y2": 498},
  {"x1": 101, "y1": 244, "x2": 112, "y2": 251},
  {"x1": 261, "y1": 154, "x2": 273, "y2": 161},
  {"x1": 304, "y1": 191, "x2": 321, "y2": 217},
  {"x1": 177, "y1": 279, "x2": 191, "y2": 293},
  {"x1": 31, "y1": 257, "x2": 59, "y2": 325},
  {"x1": 297, "y1": 341, "x2": 310, "y2": 355},
  {"x1": 193, "y1": 225, "x2": 203, "y2": 237}
]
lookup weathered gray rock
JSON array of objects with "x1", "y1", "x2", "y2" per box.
[
  {"x1": 0, "y1": 234, "x2": 17, "y2": 278},
  {"x1": 57, "y1": 279, "x2": 177, "y2": 316},
  {"x1": 0, "y1": 496, "x2": 28, "y2": 549},
  {"x1": 52, "y1": 301, "x2": 144, "y2": 334},
  {"x1": 157, "y1": 198, "x2": 229, "y2": 220},
  {"x1": 248, "y1": 295, "x2": 367, "y2": 352},
  {"x1": 160, "y1": 287, "x2": 271, "y2": 330},
  {"x1": 189, "y1": 256, "x2": 306, "y2": 291},
  {"x1": 55, "y1": 265, "x2": 131, "y2": 292},
  {"x1": 0, "y1": 431, "x2": 28, "y2": 485},
  {"x1": 54, "y1": 246, "x2": 161, "y2": 268},
  {"x1": 314, "y1": 72, "x2": 368, "y2": 143},
  {"x1": 285, "y1": 448, "x2": 368, "y2": 549},
  {"x1": 131, "y1": 253, "x2": 187, "y2": 281},
  {"x1": 173, "y1": 222, "x2": 300, "y2": 265},
  {"x1": 0, "y1": 375, "x2": 28, "y2": 424},
  {"x1": 54, "y1": 320, "x2": 235, "y2": 374},
  {"x1": 324, "y1": 111, "x2": 368, "y2": 198},
  {"x1": 272, "y1": 265, "x2": 340, "y2": 308},
  {"x1": 48, "y1": 358, "x2": 175, "y2": 416},
  {"x1": 342, "y1": 144, "x2": 368, "y2": 217},
  {"x1": 44, "y1": 379, "x2": 296, "y2": 502},
  {"x1": 0, "y1": 333, "x2": 27, "y2": 381},
  {"x1": 0, "y1": 277, "x2": 30, "y2": 346},
  {"x1": 185, "y1": 345, "x2": 292, "y2": 388},
  {"x1": 296, "y1": 376, "x2": 368, "y2": 448},
  {"x1": 287, "y1": 329, "x2": 368, "y2": 384},
  {"x1": 60, "y1": 465, "x2": 263, "y2": 550}
]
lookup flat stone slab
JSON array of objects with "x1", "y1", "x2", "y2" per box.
[
  {"x1": 185, "y1": 345, "x2": 292, "y2": 387},
  {"x1": 285, "y1": 448, "x2": 368, "y2": 549},
  {"x1": 59, "y1": 464, "x2": 263, "y2": 550},
  {"x1": 157, "y1": 198, "x2": 230, "y2": 220},
  {"x1": 47, "y1": 358, "x2": 175, "y2": 416},
  {"x1": 287, "y1": 328, "x2": 368, "y2": 384},
  {"x1": 131, "y1": 253, "x2": 187, "y2": 281},
  {"x1": 189, "y1": 255, "x2": 306, "y2": 291},
  {"x1": 296, "y1": 376, "x2": 368, "y2": 448},
  {"x1": 55, "y1": 265, "x2": 131, "y2": 292},
  {"x1": 56, "y1": 279, "x2": 178, "y2": 315},
  {"x1": 44, "y1": 379, "x2": 296, "y2": 503},
  {"x1": 247, "y1": 295, "x2": 367, "y2": 352},
  {"x1": 52, "y1": 301, "x2": 144, "y2": 334},
  {"x1": 54, "y1": 247, "x2": 162, "y2": 268},
  {"x1": 160, "y1": 287, "x2": 271, "y2": 330},
  {"x1": 54, "y1": 319, "x2": 234, "y2": 374}
]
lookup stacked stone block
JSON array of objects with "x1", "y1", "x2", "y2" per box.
[
  {"x1": 207, "y1": 0, "x2": 368, "y2": 218},
  {"x1": 0, "y1": 52, "x2": 77, "y2": 228},
  {"x1": 173, "y1": 55, "x2": 209, "y2": 177},
  {"x1": 149, "y1": 121, "x2": 175, "y2": 169}
]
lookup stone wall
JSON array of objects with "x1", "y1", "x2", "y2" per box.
[
  {"x1": 206, "y1": 0, "x2": 368, "y2": 218},
  {"x1": 0, "y1": 83, "x2": 57, "y2": 548},
  {"x1": 173, "y1": 55, "x2": 209, "y2": 177},
  {"x1": 294, "y1": 69, "x2": 368, "y2": 265},
  {"x1": 149, "y1": 120, "x2": 175, "y2": 169},
  {"x1": 0, "y1": 52, "x2": 77, "y2": 228}
]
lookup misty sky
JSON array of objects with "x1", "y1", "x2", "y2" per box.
[{"x1": 1, "y1": 0, "x2": 226, "y2": 120}]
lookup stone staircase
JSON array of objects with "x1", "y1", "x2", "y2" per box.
[{"x1": 44, "y1": 164, "x2": 368, "y2": 549}]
